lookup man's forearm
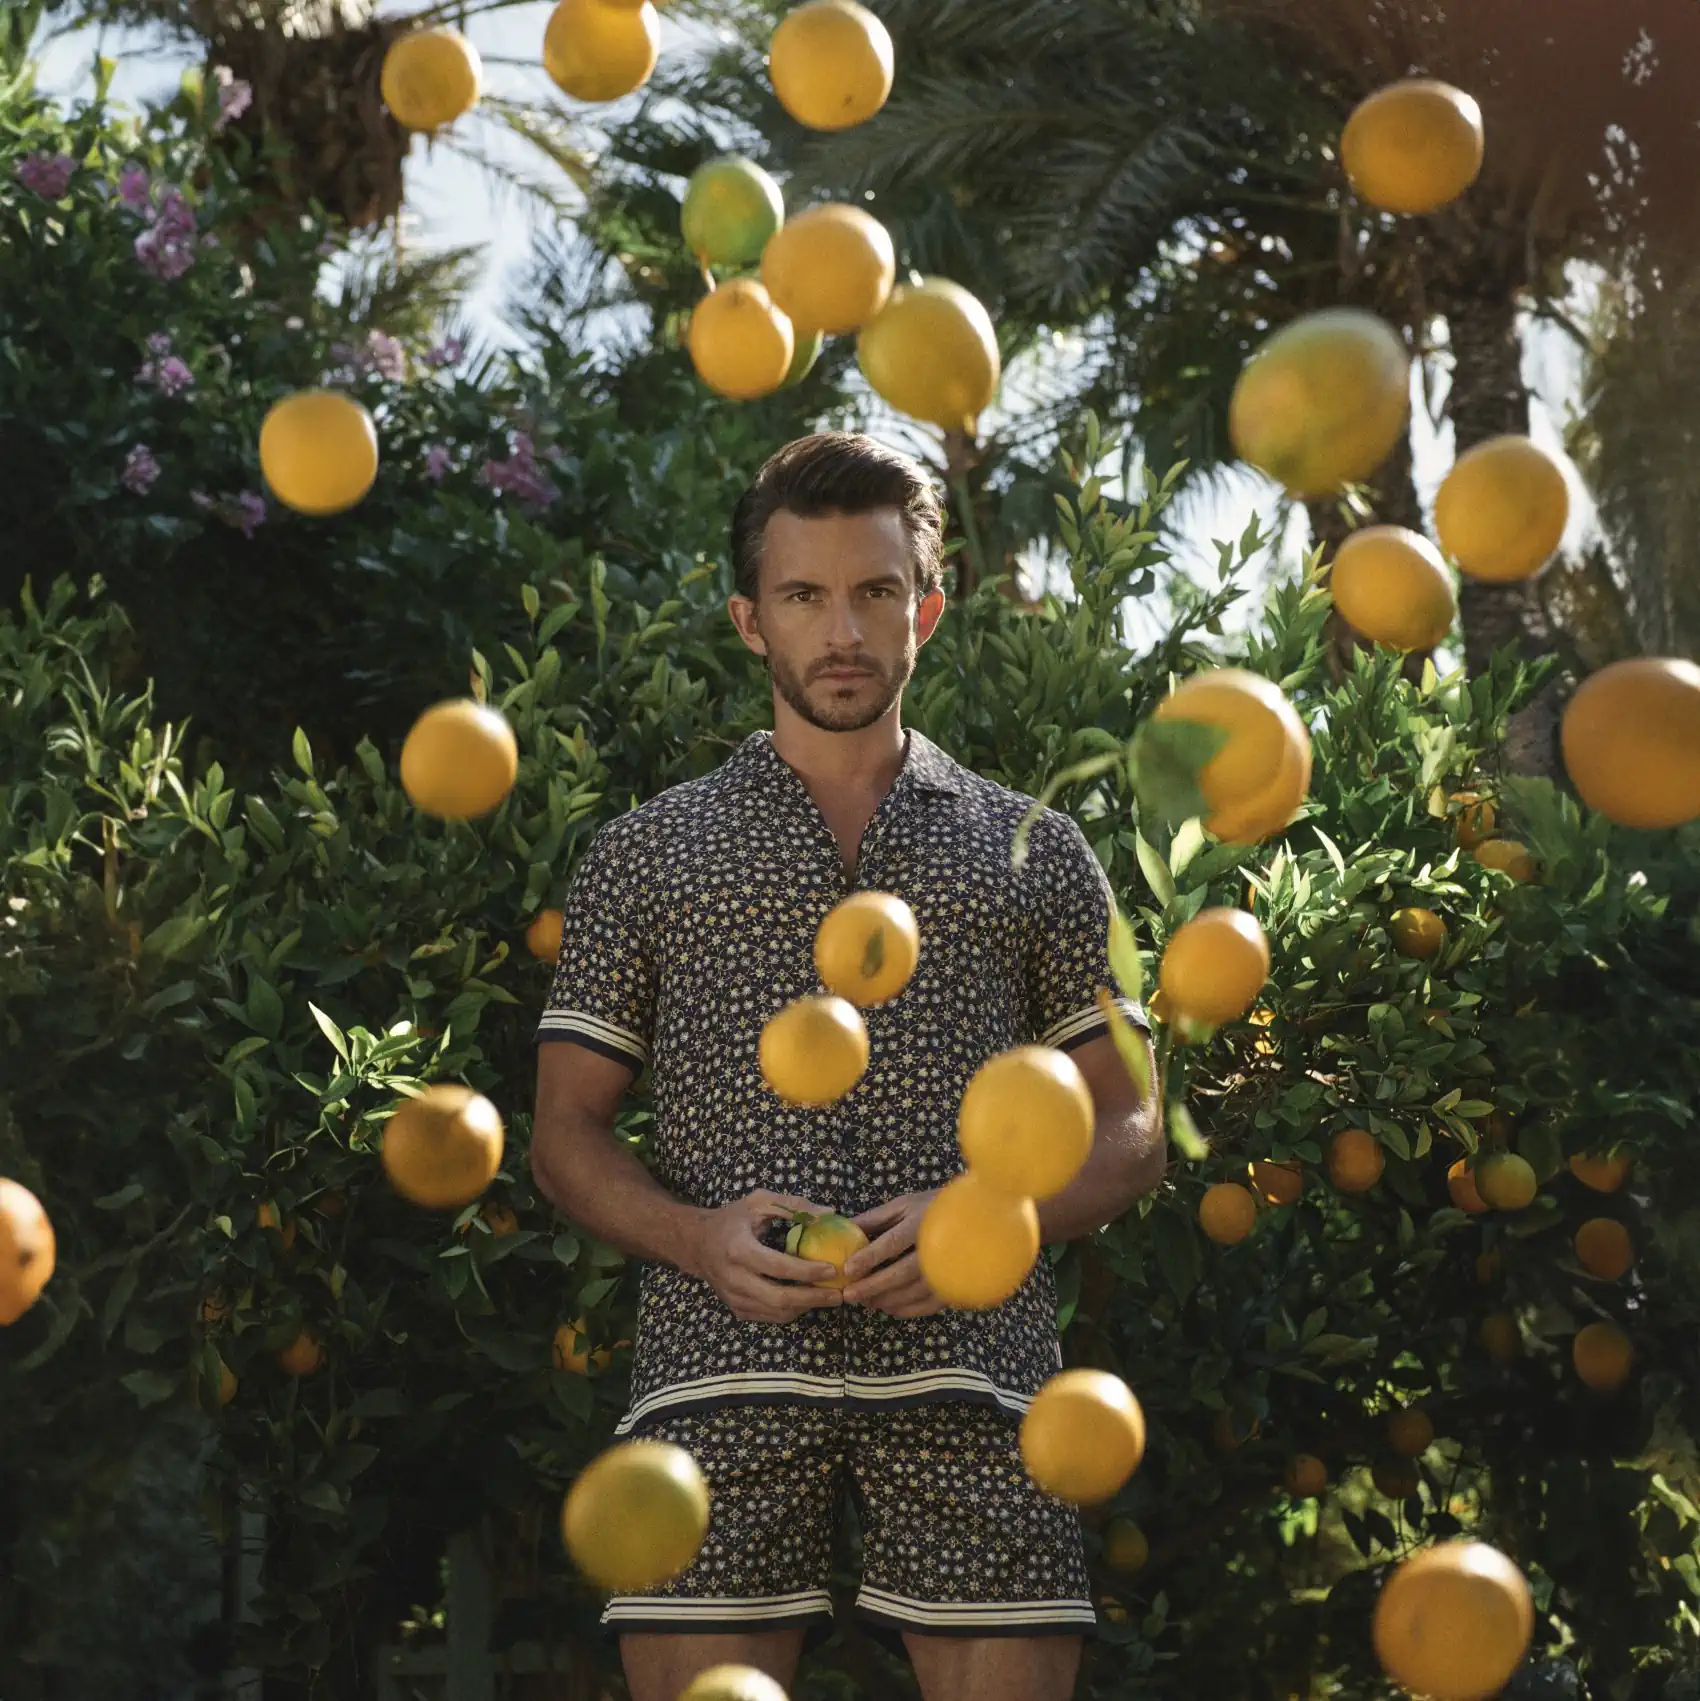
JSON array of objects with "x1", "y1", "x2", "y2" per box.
[
  {"x1": 531, "y1": 1113, "x2": 709, "y2": 1275},
  {"x1": 1037, "y1": 1103, "x2": 1165, "y2": 1243}
]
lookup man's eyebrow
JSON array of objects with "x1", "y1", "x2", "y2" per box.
[{"x1": 768, "y1": 571, "x2": 909, "y2": 593}]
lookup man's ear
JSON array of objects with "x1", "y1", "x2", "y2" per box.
[{"x1": 917, "y1": 586, "x2": 946, "y2": 643}]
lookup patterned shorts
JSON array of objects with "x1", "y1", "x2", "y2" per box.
[{"x1": 602, "y1": 1400, "x2": 1093, "y2": 1643}]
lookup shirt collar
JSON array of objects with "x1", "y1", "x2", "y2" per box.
[{"x1": 734, "y1": 726, "x2": 966, "y2": 797}]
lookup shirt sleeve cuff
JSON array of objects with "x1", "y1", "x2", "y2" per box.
[
  {"x1": 534, "y1": 1011, "x2": 651, "y2": 1070},
  {"x1": 1038, "y1": 996, "x2": 1149, "y2": 1054}
]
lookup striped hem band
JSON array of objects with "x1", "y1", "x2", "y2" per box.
[
  {"x1": 856, "y1": 1585, "x2": 1097, "y2": 1634},
  {"x1": 602, "y1": 1590, "x2": 833, "y2": 1631}
]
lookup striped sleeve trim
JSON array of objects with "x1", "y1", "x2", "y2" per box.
[
  {"x1": 1039, "y1": 994, "x2": 1148, "y2": 1055},
  {"x1": 534, "y1": 1010, "x2": 650, "y2": 1069}
]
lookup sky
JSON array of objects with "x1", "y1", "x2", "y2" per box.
[{"x1": 33, "y1": 4, "x2": 1597, "y2": 631}]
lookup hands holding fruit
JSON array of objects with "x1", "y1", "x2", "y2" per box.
[{"x1": 685, "y1": 1188, "x2": 944, "y2": 1322}]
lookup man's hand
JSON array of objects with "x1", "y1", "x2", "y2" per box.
[
  {"x1": 684, "y1": 1190, "x2": 847, "y2": 1324},
  {"x1": 841, "y1": 1191, "x2": 946, "y2": 1318}
]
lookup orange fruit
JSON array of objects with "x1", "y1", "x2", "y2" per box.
[
  {"x1": 1248, "y1": 1159, "x2": 1302, "y2": 1207},
  {"x1": 400, "y1": 698, "x2": 519, "y2": 820},
  {"x1": 1448, "y1": 1158, "x2": 1489, "y2": 1214},
  {"x1": 1451, "y1": 791, "x2": 1496, "y2": 850},
  {"x1": 786, "y1": 1211, "x2": 869, "y2": 1288},
  {"x1": 1211, "y1": 1407, "x2": 1261, "y2": 1452},
  {"x1": 680, "y1": 156, "x2": 784, "y2": 268},
  {"x1": 1387, "y1": 1407, "x2": 1435, "y2": 1457},
  {"x1": 278, "y1": 1328, "x2": 324, "y2": 1376},
  {"x1": 1152, "y1": 668, "x2": 1311, "y2": 843},
  {"x1": 689, "y1": 279, "x2": 795, "y2": 401},
  {"x1": 857, "y1": 277, "x2": 1001, "y2": 434},
  {"x1": 561, "y1": 1439, "x2": 710, "y2": 1591},
  {"x1": 759, "y1": 995, "x2": 869, "y2": 1106},
  {"x1": 256, "y1": 1201, "x2": 297, "y2": 1250},
  {"x1": 1373, "y1": 1457, "x2": 1422, "y2": 1500},
  {"x1": 1568, "y1": 1150, "x2": 1629, "y2": 1193},
  {"x1": 381, "y1": 26, "x2": 482, "y2": 131},
  {"x1": 678, "y1": 1668, "x2": 789, "y2": 1701},
  {"x1": 1573, "y1": 1321, "x2": 1634, "y2": 1392},
  {"x1": 1020, "y1": 1368, "x2": 1147, "y2": 1505},
  {"x1": 0, "y1": 1178, "x2": 55, "y2": 1325},
  {"x1": 1434, "y1": 435, "x2": 1569, "y2": 583},
  {"x1": 1327, "y1": 1128, "x2": 1385, "y2": 1193},
  {"x1": 1373, "y1": 1540, "x2": 1533, "y2": 1701},
  {"x1": 553, "y1": 1316, "x2": 612, "y2": 1374},
  {"x1": 1574, "y1": 1218, "x2": 1633, "y2": 1282},
  {"x1": 768, "y1": 0, "x2": 893, "y2": 130},
  {"x1": 480, "y1": 1201, "x2": 519, "y2": 1237},
  {"x1": 814, "y1": 890, "x2": 919, "y2": 1006},
  {"x1": 313, "y1": 1190, "x2": 346, "y2": 1219},
  {"x1": 1473, "y1": 839, "x2": 1535, "y2": 883},
  {"x1": 1284, "y1": 1453, "x2": 1328, "y2": 1497},
  {"x1": 1199, "y1": 1181, "x2": 1258, "y2": 1246},
  {"x1": 1560, "y1": 657, "x2": 1700, "y2": 829},
  {"x1": 526, "y1": 907, "x2": 564, "y2": 962},
  {"x1": 1229, "y1": 307, "x2": 1410, "y2": 498},
  {"x1": 1102, "y1": 1516, "x2": 1150, "y2": 1574},
  {"x1": 957, "y1": 1045, "x2": 1095, "y2": 1201},
  {"x1": 216, "y1": 1360, "x2": 238, "y2": 1406},
  {"x1": 1475, "y1": 1151, "x2": 1536, "y2": 1211},
  {"x1": 542, "y1": 0, "x2": 659, "y2": 102},
  {"x1": 1389, "y1": 906, "x2": 1445, "y2": 960},
  {"x1": 1341, "y1": 79, "x2": 1485, "y2": 215},
  {"x1": 1479, "y1": 1311, "x2": 1521, "y2": 1363},
  {"x1": 916, "y1": 1171, "x2": 1041, "y2": 1310},
  {"x1": 381, "y1": 1083, "x2": 505, "y2": 1210},
  {"x1": 1158, "y1": 907, "x2": 1270, "y2": 1027},
  {"x1": 762, "y1": 203, "x2": 895, "y2": 335},
  {"x1": 1329, "y1": 526, "x2": 1457, "y2": 651},
  {"x1": 259, "y1": 390, "x2": 379, "y2": 515}
]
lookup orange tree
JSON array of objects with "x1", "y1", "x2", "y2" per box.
[{"x1": 8, "y1": 417, "x2": 1700, "y2": 1698}]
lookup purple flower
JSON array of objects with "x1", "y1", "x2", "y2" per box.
[
  {"x1": 145, "y1": 331, "x2": 173, "y2": 356},
  {"x1": 18, "y1": 153, "x2": 75, "y2": 199},
  {"x1": 117, "y1": 163, "x2": 152, "y2": 212},
  {"x1": 212, "y1": 67, "x2": 253, "y2": 130},
  {"x1": 481, "y1": 434, "x2": 559, "y2": 511},
  {"x1": 363, "y1": 329, "x2": 406, "y2": 381},
  {"x1": 150, "y1": 355, "x2": 195, "y2": 397},
  {"x1": 231, "y1": 490, "x2": 266, "y2": 536},
  {"x1": 133, "y1": 187, "x2": 199, "y2": 282},
  {"x1": 424, "y1": 444, "x2": 452, "y2": 483},
  {"x1": 423, "y1": 337, "x2": 464, "y2": 370},
  {"x1": 121, "y1": 444, "x2": 161, "y2": 495}
]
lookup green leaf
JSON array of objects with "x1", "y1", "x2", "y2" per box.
[
  {"x1": 100, "y1": 1266, "x2": 139, "y2": 1342},
  {"x1": 1149, "y1": 1206, "x2": 1201, "y2": 1303},
  {"x1": 292, "y1": 726, "x2": 314, "y2": 776},
  {"x1": 95, "y1": 1183, "x2": 144, "y2": 1210},
  {"x1": 309, "y1": 1002, "x2": 350, "y2": 1064},
  {"x1": 121, "y1": 1370, "x2": 179, "y2": 1407},
  {"x1": 141, "y1": 913, "x2": 208, "y2": 962},
  {"x1": 1129, "y1": 717, "x2": 1224, "y2": 829},
  {"x1": 1106, "y1": 903, "x2": 1143, "y2": 1004},
  {"x1": 246, "y1": 976, "x2": 284, "y2": 1039},
  {"x1": 1102, "y1": 993, "x2": 1152, "y2": 1099},
  {"x1": 1168, "y1": 1100, "x2": 1208, "y2": 1162},
  {"x1": 1134, "y1": 832, "x2": 1177, "y2": 910}
]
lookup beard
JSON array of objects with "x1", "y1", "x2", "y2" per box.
[{"x1": 764, "y1": 640, "x2": 915, "y2": 732}]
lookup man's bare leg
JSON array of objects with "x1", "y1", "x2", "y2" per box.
[
  {"x1": 621, "y1": 1628, "x2": 808, "y2": 1701},
  {"x1": 903, "y1": 1631, "x2": 1082, "y2": 1701}
]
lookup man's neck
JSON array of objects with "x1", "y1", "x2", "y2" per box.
[{"x1": 771, "y1": 705, "x2": 908, "y2": 797}]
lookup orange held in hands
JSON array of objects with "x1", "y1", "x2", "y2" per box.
[
  {"x1": 956, "y1": 1044, "x2": 1095, "y2": 1201},
  {"x1": 259, "y1": 390, "x2": 379, "y2": 516},
  {"x1": 813, "y1": 890, "x2": 919, "y2": 1006},
  {"x1": 381, "y1": 1083, "x2": 505, "y2": 1210},
  {"x1": 916, "y1": 1171, "x2": 1040, "y2": 1309},
  {"x1": 1150, "y1": 667, "x2": 1311, "y2": 844},
  {"x1": 1434, "y1": 434, "x2": 1569, "y2": 584},
  {"x1": 1340, "y1": 79, "x2": 1485, "y2": 216},
  {"x1": 0, "y1": 1178, "x2": 55, "y2": 1325},
  {"x1": 768, "y1": 0, "x2": 893, "y2": 131},
  {"x1": 1560, "y1": 656, "x2": 1700, "y2": 830},
  {"x1": 561, "y1": 1439, "x2": 711, "y2": 1591},
  {"x1": 1329, "y1": 526, "x2": 1457, "y2": 652},
  {"x1": 759, "y1": 995, "x2": 869, "y2": 1106},
  {"x1": 542, "y1": 0, "x2": 659, "y2": 102},
  {"x1": 785, "y1": 1211, "x2": 868, "y2": 1288},
  {"x1": 1019, "y1": 1368, "x2": 1147, "y2": 1505},
  {"x1": 1374, "y1": 1540, "x2": 1533, "y2": 1701},
  {"x1": 1158, "y1": 907, "x2": 1270, "y2": 1028},
  {"x1": 1229, "y1": 307, "x2": 1410, "y2": 498},
  {"x1": 400, "y1": 698, "x2": 519, "y2": 820}
]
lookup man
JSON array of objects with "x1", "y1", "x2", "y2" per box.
[{"x1": 531, "y1": 431, "x2": 1161, "y2": 1701}]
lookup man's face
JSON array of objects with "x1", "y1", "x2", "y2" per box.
[{"x1": 735, "y1": 508, "x2": 943, "y2": 734}]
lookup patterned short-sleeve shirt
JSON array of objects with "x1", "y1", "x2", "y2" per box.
[{"x1": 536, "y1": 727, "x2": 1146, "y2": 1436}]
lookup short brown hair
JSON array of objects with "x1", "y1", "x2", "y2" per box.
[{"x1": 730, "y1": 432, "x2": 945, "y2": 602}]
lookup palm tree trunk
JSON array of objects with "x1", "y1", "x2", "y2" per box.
[{"x1": 1445, "y1": 289, "x2": 1564, "y2": 778}]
